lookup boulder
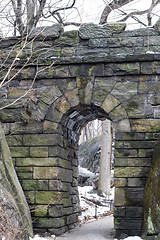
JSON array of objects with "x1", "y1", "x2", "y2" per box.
[
  {"x1": 0, "y1": 123, "x2": 33, "y2": 239},
  {"x1": 143, "y1": 142, "x2": 160, "y2": 236},
  {"x1": 78, "y1": 136, "x2": 101, "y2": 173}
]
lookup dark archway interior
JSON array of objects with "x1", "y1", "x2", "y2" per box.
[{"x1": 61, "y1": 104, "x2": 109, "y2": 146}]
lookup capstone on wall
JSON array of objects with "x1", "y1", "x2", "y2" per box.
[{"x1": 0, "y1": 22, "x2": 160, "y2": 238}]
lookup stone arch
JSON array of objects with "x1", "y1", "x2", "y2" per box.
[
  {"x1": 45, "y1": 103, "x2": 111, "y2": 233},
  {"x1": 36, "y1": 78, "x2": 132, "y2": 234}
]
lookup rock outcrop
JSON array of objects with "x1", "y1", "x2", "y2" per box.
[
  {"x1": 143, "y1": 141, "x2": 160, "y2": 237},
  {"x1": 0, "y1": 124, "x2": 33, "y2": 239}
]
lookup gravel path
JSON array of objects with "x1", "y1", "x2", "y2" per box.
[{"x1": 55, "y1": 215, "x2": 113, "y2": 240}]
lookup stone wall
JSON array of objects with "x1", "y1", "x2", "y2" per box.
[{"x1": 1, "y1": 22, "x2": 160, "y2": 238}]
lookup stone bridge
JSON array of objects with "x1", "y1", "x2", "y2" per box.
[{"x1": 1, "y1": 22, "x2": 160, "y2": 238}]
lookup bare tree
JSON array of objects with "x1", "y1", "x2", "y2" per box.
[
  {"x1": 79, "y1": 120, "x2": 102, "y2": 144},
  {"x1": 100, "y1": 0, "x2": 160, "y2": 27},
  {"x1": 98, "y1": 119, "x2": 112, "y2": 196},
  {"x1": 0, "y1": 0, "x2": 79, "y2": 36}
]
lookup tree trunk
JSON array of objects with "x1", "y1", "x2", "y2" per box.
[{"x1": 98, "y1": 119, "x2": 112, "y2": 196}]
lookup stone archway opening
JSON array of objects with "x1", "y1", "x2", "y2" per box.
[
  {"x1": 78, "y1": 118, "x2": 115, "y2": 224},
  {"x1": 60, "y1": 104, "x2": 114, "y2": 233}
]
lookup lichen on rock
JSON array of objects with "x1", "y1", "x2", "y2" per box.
[
  {"x1": 142, "y1": 142, "x2": 160, "y2": 237},
  {"x1": 0, "y1": 123, "x2": 33, "y2": 239}
]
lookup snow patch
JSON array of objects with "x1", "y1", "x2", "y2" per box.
[
  {"x1": 78, "y1": 167, "x2": 94, "y2": 177},
  {"x1": 78, "y1": 186, "x2": 114, "y2": 223},
  {"x1": 123, "y1": 237, "x2": 142, "y2": 240},
  {"x1": 29, "y1": 235, "x2": 55, "y2": 240}
]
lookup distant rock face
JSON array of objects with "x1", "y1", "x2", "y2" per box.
[
  {"x1": 78, "y1": 136, "x2": 101, "y2": 173},
  {"x1": 0, "y1": 124, "x2": 33, "y2": 239},
  {"x1": 143, "y1": 142, "x2": 160, "y2": 236}
]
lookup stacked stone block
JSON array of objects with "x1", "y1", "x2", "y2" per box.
[
  {"x1": 1, "y1": 22, "x2": 160, "y2": 237},
  {"x1": 114, "y1": 132, "x2": 156, "y2": 237}
]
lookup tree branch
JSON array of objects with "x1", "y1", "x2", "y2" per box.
[
  {"x1": 34, "y1": 0, "x2": 47, "y2": 26},
  {"x1": 99, "y1": 0, "x2": 135, "y2": 24},
  {"x1": 63, "y1": 22, "x2": 81, "y2": 27},
  {"x1": 45, "y1": 0, "x2": 76, "y2": 18},
  {"x1": 119, "y1": 9, "x2": 149, "y2": 22},
  {"x1": 26, "y1": 0, "x2": 36, "y2": 32}
]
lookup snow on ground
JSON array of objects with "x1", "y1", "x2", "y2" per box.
[
  {"x1": 28, "y1": 186, "x2": 142, "y2": 240},
  {"x1": 29, "y1": 235, "x2": 56, "y2": 240},
  {"x1": 78, "y1": 167, "x2": 94, "y2": 177},
  {"x1": 78, "y1": 186, "x2": 114, "y2": 223},
  {"x1": 123, "y1": 237, "x2": 142, "y2": 240}
]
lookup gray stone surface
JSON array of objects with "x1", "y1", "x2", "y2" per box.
[
  {"x1": 30, "y1": 24, "x2": 64, "y2": 39},
  {"x1": 0, "y1": 124, "x2": 33, "y2": 239},
  {"x1": 79, "y1": 23, "x2": 126, "y2": 39},
  {"x1": 142, "y1": 142, "x2": 160, "y2": 236}
]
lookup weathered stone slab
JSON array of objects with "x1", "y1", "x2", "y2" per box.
[
  {"x1": 37, "y1": 65, "x2": 69, "y2": 79},
  {"x1": 76, "y1": 76, "x2": 94, "y2": 105},
  {"x1": 30, "y1": 24, "x2": 64, "y2": 39},
  {"x1": 115, "y1": 148, "x2": 137, "y2": 158},
  {"x1": 35, "y1": 205, "x2": 48, "y2": 217},
  {"x1": 10, "y1": 121, "x2": 43, "y2": 134},
  {"x1": 30, "y1": 147, "x2": 48, "y2": 157},
  {"x1": 115, "y1": 157, "x2": 151, "y2": 167},
  {"x1": 36, "y1": 191, "x2": 62, "y2": 204},
  {"x1": 115, "y1": 218, "x2": 142, "y2": 230},
  {"x1": 115, "y1": 188, "x2": 126, "y2": 206},
  {"x1": 10, "y1": 146, "x2": 29, "y2": 157},
  {"x1": 126, "y1": 206, "x2": 143, "y2": 218},
  {"x1": 79, "y1": 23, "x2": 126, "y2": 39},
  {"x1": 125, "y1": 188, "x2": 144, "y2": 205},
  {"x1": 49, "y1": 205, "x2": 63, "y2": 217},
  {"x1": 128, "y1": 178, "x2": 146, "y2": 187},
  {"x1": 125, "y1": 95, "x2": 153, "y2": 118},
  {"x1": 114, "y1": 178, "x2": 127, "y2": 187},
  {"x1": 33, "y1": 167, "x2": 60, "y2": 179},
  {"x1": 104, "y1": 63, "x2": 140, "y2": 76},
  {"x1": 16, "y1": 157, "x2": 60, "y2": 166},
  {"x1": 114, "y1": 167, "x2": 149, "y2": 178},
  {"x1": 114, "y1": 207, "x2": 126, "y2": 217},
  {"x1": 116, "y1": 140, "x2": 156, "y2": 149},
  {"x1": 55, "y1": 30, "x2": 79, "y2": 46},
  {"x1": 23, "y1": 134, "x2": 62, "y2": 146},
  {"x1": 131, "y1": 119, "x2": 160, "y2": 132},
  {"x1": 21, "y1": 180, "x2": 48, "y2": 190},
  {"x1": 69, "y1": 64, "x2": 104, "y2": 77},
  {"x1": 37, "y1": 86, "x2": 62, "y2": 105},
  {"x1": 115, "y1": 132, "x2": 145, "y2": 141},
  {"x1": 34, "y1": 217, "x2": 65, "y2": 228}
]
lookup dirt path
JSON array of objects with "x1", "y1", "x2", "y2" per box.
[{"x1": 55, "y1": 215, "x2": 113, "y2": 240}]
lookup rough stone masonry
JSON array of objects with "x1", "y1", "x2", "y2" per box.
[{"x1": 1, "y1": 20, "x2": 160, "y2": 238}]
